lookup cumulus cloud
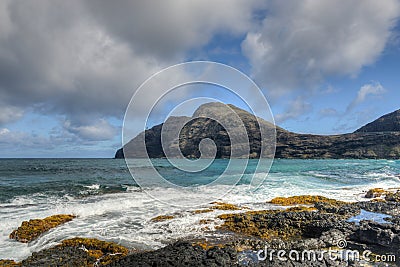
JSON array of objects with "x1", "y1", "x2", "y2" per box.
[
  {"x1": 347, "y1": 82, "x2": 386, "y2": 111},
  {"x1": 0, "y1": 127, "x2": 55, "y2": 151},
  {"x1": 0, "y1": 0, "x2": 264, "y2": 142},
  {"x1": 0, "y1": 105, "x2": 24, "y2": 124},
  {"x1": 0, "y1": 0, "x2": 160, "y2": 121},
  {"x1": 242, "y1": 0, "x2": 400, "y2": 96},
  {"x1": 0, "y1": 126, "x2": 117, "y2": 157},
  {"x1": 84, "y1": 0, "x2": 264, "y2": 61},
  {"x1": 63, "y1": 119, "x2": 118, "y2": 141},
  {"x1": 275, "y1": 97, "x2": 312, "y2": 123}
]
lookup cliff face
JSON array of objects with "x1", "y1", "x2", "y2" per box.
[
  {"x1": 115, "y1": 103, "x2": 400, "y2": 159},
  {"x1": 275, "y1": 131, "x2": 400, "y2": 159}
]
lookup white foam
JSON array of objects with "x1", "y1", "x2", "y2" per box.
[
  {"x1": 84, "y1": 184, "x2": 100, "y2": 190},
  {"x1": 2, "y1": 176, "x2": 400, "y2": 261}
]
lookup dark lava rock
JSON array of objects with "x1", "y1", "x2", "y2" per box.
[
  {"x1": 385, "y1": 191, "x2": 400, "y2": 202},
  {"x1": 106, "y1": 241, "x2": 237, "y2": 267},
  {"x1": 354, "y1": 201, "x2": 400, "y2": 216},
  {"x1": 219, "y1": 208, "x2": 353, "y2": 242},
  {"x1": 349, "y1": 220, "x2": 400, "y2": 265},
  {"x1": 314, "y1": 202, "x2": 361, "y2": 217},
  {"x1": 349, "y1": 221, "x2": 400, "y2": 248},
  {"x1": 19, "y1": 246, "x2": 93, "y2": 267},
  {"x1": 107, "y1": 240, "x2": 362, "y2": 267}
]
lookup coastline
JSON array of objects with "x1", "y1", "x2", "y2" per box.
[{"x1": 2, "y1": 189, "x2": 400, "y2": 266}]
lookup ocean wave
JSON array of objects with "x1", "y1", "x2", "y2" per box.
[
  {"x1": 2, "y1": 159, "x2": 400, "y2": 261},
  {"x1": 83, "y1": 184, "x2": 100, "y2": 190}
]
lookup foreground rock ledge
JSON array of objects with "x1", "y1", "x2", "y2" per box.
[{"x1": 3, "y1": 193, "x2": 400, "y2": 266}]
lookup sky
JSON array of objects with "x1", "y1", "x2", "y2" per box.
[{"x1": 0, "y1": 0, "x2": 400, "y2": 158}]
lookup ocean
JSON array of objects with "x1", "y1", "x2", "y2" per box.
[{"x1": 1, "y1": 158, "x2": 400, "y2": 260}]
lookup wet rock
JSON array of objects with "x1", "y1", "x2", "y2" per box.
[
  {"x1": 210, "y1": 202, "x2": 244, "y2": 211},
  {"x1": 150, "y1": 215, "x2": 175, "y2": 222},
  {"x1": 217, "y1": 208, "x2": 350, "y2": 241},
  {"x1": 9, "y1": 214, "x2": 76, "y2": 243},
  {"x1": 191, "y1": 208, "x2": 213, "y2": 214},
  {"x1": 314, "y1": 202, "x2": 360, "y2": 217},
  {"x1": 386, "y1": 215, "x2": 400, "y2": 224},
  {"x1": 319, "y1": 229, "x2": 347, "y2": 248},
  {"x1": 365, "y1": 188, "x2": 386, "y2": 198},
  {"x1": 0, "y1": 260, "x2": 20, "y2": 267},
  {"x1": 350, "y1": 221, "x2": 400, "y2": 248},
  {"x1": 16, "y1": 237, "x2": 129, "y2": 267},
  {"x1": 268, "y1": 195, "x2": 346, "y2": 206},
  {"x1": 355, "y1": 201, "x2": 400, "y2": 216},
  {"x1": 20, "y1": 246, "x2": 91, "y2": 267},
  {"x1": 385, "y1": 190, "x2": 400, "y2": 202},
  {"x1": 106, "y1": 242, "x2": 237, "y2": 267}
]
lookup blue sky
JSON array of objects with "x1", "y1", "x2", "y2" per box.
[{"x1": 0, "y1": 0, "x2": 400, "y2": 157}]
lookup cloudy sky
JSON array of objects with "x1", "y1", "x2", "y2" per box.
[{"x1": 1, "y1": 0, "x2": 400, "y2": 157}]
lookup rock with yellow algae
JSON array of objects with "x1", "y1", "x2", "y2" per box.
[
  {"x1": 365, "y1": 188, "x2": 386, "y2": 198},
  {"x1": 191, "y1": 209, "x2": 213, "y2": 214},
  {"x1": 217, "y1": 210, "x2": 303, "y2": 240},
  {"x1": 199, "y1": 219, "x2": 213, "y2": 224},
  {"x1": 269, "y1": 195, "x2": 346, "y2": 206},
  {"x1": 9, "y1": 214, "x2": 76, "y2": 243},
  {"x1": 385, "y1": 190, "x2": 400, "y2": 202},
  {"x1": 150, "y1": 215, "x2": 175, "y2": 222},
  {"x1": 210, "y1": 202, "x2": 243, "y2": 210},
  {"x1": 284, "y1": 206, "x2": 318, "y2": 212},
  {"x1": 191, "y1": 239, "x2": 225, "y2": 250},
  {"x1": 59, "y1": 237, "x2": 129, "y2": 266},
  {"x1": 0, "y1": 260, "x2": 20, "y2": 267},
  {"x1": 216, "y1": 206, "x2": 349, "y2": 242},
  {"x1": 18, "y1": 237, "x2": 129, "y2": 267}
]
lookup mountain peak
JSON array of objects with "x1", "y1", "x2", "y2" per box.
[
  {"x1": 193, "y1": 102, "x2": 238, "y2": 118},
  {"x1": 355, "y1": 109, "x2": 400, "y2": 133}
]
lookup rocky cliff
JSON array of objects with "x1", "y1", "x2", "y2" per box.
[{"x1": 116, "y1": 103, "x2": 400, "y2": 159}]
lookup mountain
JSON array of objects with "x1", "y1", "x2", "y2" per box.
[
  {"x1": 116, "y1": 103, "x2": 400, "y2": 159},
  {"x1": 355, "y1": 109, "x2": 400, "y2": 133}
]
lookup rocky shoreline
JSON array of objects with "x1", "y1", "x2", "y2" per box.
[{"x1": 2, "y1": 190, "x2": 400, "y2": 266}]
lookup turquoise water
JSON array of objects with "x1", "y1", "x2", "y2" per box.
[
  {"x1": 1, "y1": 159, "x2": 399, "y2": 202},
  {"x1": 0, "y1": 158, "x2": 399, "y2": 260}
]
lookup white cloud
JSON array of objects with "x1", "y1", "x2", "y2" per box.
[
  {"x1": 0, "y1": 128, "x2": 55, "y2": 151},
  {"x1": 347, "y1": 82, "x2": 386, "y2": 111},
  {"x1": 275, "y1": 97, "x2": 312, "y2": 123},
  {"x1": 0, "y1": 128, "x2": 10, "y2": 135},
  {"x1": 63, "y1": 119, "x2": 118, "y2": 141},
  {"x1": 0, "y1": 0, "x2": 264, "y2": 130},
  {"x1": 242, "y1": 0, "x2": 400, "y2": 96},
  {"x1": 0, "y1": 105, "x2": 24, "y2": 125},
  {"x1": 84, "y1": 0, "x2": 264, "y2": 60}
]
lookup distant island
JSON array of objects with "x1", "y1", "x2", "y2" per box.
[{"x1": 116, "y1": 102, "x2": 400, "y2": 159}]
